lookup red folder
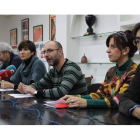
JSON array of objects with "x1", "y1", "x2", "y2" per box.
[{"x1": 44, "y1": 99, "x2": 68, "y2": 108}]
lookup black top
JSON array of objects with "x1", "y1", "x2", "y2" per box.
[
  {"x1": 1, "y1": 53, "x2": 22, "y2": 70},
  {"x1": 119, "y1": 64, "x2": 140, "y2": 116}
]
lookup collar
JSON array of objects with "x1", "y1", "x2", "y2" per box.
[
  {"x1": 55, "y1": 58, "x2": 68, "y2": 74},
  {"x1": 116, "y1": 58, "x2": 131, "y2": 71},
  {"x1": 116, "y1": 58, "x2": 132, "y2": 77}
]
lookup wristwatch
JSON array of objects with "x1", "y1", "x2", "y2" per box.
[{"x1": 34, "y1": 91, "x2": 37, "y2": 95}]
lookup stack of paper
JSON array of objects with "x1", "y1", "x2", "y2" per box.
[
  {"x1": 0, "y1": 89, "x2": 14, "y2": 91},
  {"x1": 8, "y1": 94, "x2": 35, "y2": 98},
  {"x1": 44, "y1": 99, "x2": 68, "y2": 108}
]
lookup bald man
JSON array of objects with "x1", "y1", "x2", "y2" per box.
[{"x1": 18, "y1": 41, "x2": 88, "y2": 98}]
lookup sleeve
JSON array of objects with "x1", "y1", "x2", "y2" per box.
[
  {"x1": 30, "y1": 60, "x2": 47, "y2": 83},
  {"x1": 77, "y1": 64, "x2": 137, "y2": 109},
  {"x1": 91, "y1": 66, "x2": 137, "y2": 109},
  {"x1": 119, "y1": 64, "x2": 140, "y2": 116},
  {"x1": 10, "y1": 65, "x2": 22, "y2": 85},
  {"x1": 31, "y1": 64, "x2": 84, "y2": 98}
]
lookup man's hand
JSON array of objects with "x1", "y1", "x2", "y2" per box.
[
  {"x1": 17, "y1": 82, "x2": 27, "y2": 93},
  {"x1": 132, "y1": 107, "x2": 140, "y2": 119},
  {"x1": 23, "y1": 86, "x2": 36, "y2": 95}
]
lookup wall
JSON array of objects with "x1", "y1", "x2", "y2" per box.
[
  {"x1": 0, "y1": 15, "x2": 140, "y2": 84},
  {"x1": 0, "y1": 16, "x2": 9, "y2": 42},
  {"x1": 7, "y1": 15, "x2": 49, "y2": 45},
  {"x1": 68, "y1": 15, "x2": 140, "y2": 83}
]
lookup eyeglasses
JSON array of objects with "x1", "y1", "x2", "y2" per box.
[
  {"x1": 133, "y1": 37, "x2": 140, "y2": 46},
  {"x1": 42, "y1": 49, "x2": 59, "y2": 54},
  {"x1": 116, "y1": 31, "x2": 128, "y2": 42}
]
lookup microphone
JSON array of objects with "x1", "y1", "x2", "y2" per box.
[
  {"x1": 5, "y1": 65, "x2": 16, "y2": 74},
  {"x1": 0, "y1": 70, "x2": 12, "y2": 80}
]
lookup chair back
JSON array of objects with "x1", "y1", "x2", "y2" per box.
[{"x1": 87, "y1": 83, "x2": 102, "y2": 94}]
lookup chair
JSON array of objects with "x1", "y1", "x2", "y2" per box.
[{"x1": 87, "y1": 83, "x2": 102, "y2": 94}]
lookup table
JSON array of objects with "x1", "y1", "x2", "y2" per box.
[{"x1": 0, "y1": 91, "x2": 140, "y2": 125}]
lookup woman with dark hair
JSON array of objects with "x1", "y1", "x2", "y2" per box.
[
  {"x1": 61, "y1": 30, "x2": 138, "y2": 109},
  {"x1": 0, "y1": 40, "x2": 46, "y2": 89}
]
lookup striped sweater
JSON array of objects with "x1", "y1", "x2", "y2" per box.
[
  {"x1": 77, "y1": 59, "x2": 138, "y2": 109},
  {"x1": 31, "y1": 59, "x2": 88, "y2": 98}
]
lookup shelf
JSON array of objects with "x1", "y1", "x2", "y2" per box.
[
  {"x1": 71, "y1": 31, "x2": 117, "y2": 39},
  {"x1": 120, "y1": 20, "x2": 140, "y2": 27},
  {"x1": 76, "y1": 62, "x2": 115, "y2": 65}
]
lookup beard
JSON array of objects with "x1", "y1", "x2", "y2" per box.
[
  {"x1": 48, "y1": 55, "x2": 60, "y2": 67},
  {"x1": 51, "y1": 58, "x2": 59, "y2": 67}
]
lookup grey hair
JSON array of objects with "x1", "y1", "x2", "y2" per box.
[{"x1": 0, "y1": 42, "x2": 13, "y2": 53}]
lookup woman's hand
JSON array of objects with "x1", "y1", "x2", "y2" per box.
[
  {"x1": 0, "y1": 80, "x2": 14, "y2": 89},
  {"x1": 61, "y1": 95, "x2": 74, "y2": 100},
  {"x1": 64, "y1": 96, "x2": 87, "y2": 108}
]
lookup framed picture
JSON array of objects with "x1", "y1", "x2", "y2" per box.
[
  {"x1": 33, "y1": 25, "x2": 43, "y2": 42},
  {"x1": 21, "y1": 18, "x2": 29, "y2": 41},
  {"x1": 10, "y1": 28, "x2": 17, "y2": 46},
  {"x1": 49, "y1": 15, "x2": 56, "y2": 41}
]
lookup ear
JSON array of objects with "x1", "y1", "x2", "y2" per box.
[
  {"x1": 31, "y1": 52, "x2": 34, "y2": 55},
  {"x1": 123, "y1": 47, "x2": 130, "y2": 55},
  {"x1": 58, "y1": 48, "x2": 63, "y2": 55}
]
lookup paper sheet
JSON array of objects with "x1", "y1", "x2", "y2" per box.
[
  {"x1": 8, "y1": 94, "x2": 35, "y2": 98},
  {"x1": 0, "y1": 89, "x2": 14, "y2": 91}
]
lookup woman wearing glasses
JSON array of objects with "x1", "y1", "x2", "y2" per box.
[
  {"x1": 61, "y1": 30, "x2": 137, "y2": 109},
  {"x1": 0, "y1": 40, "x2": 46, "y2": 89},
  {"x1": 119, "y1": 23, "x2": 140, "y2": 119}
]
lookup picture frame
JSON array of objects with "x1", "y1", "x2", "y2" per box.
[
  {"x1": 33, "y1": 25, "x2": 43, "y2": 42},
  {"x1": 21, "y1": 18, "x2": 29, "y2": 41},
  {"x1": 49, "y1": 15, "x2": 56, "y2": 41},
  {"x1": 10, "y1": 28, "x2": 17, "y2": 46}
]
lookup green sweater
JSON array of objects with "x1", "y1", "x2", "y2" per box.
[
  {"x1": 31, "y1": 59, "x2": 88, "y2": 98},
  {"x1": 77, "y1": 59, "x2": 137, "y2": 109}
]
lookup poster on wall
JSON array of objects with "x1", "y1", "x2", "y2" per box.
[
  {"x1": 33, "y1": 25, "x2": 43, "y2": 42},
  {"x1": 49, "y1": 15, "x2": 56, "y2": 41},
  {"x1": 21, "y1": 18, "x2": 29, "y2": 41},
  {"x1": 34, "y1": 41, "x2": 49, "y2": 72},
  {"x1": 10, "y1": 28, "x2": 17, "y2": 46}
]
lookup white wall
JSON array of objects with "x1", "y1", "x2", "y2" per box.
[
  {"x1": 56, "y1": 15, "x2": 67, "y2": 57},
  {"x1": 7, "y1": 15, "x2": 49, "y2": 45},
  {"x1": 0, "y1": 15, "x2": 140, "y2": 84},
  {"x1": 0, "y1": 16, "x2": 9, "y2": 42}
]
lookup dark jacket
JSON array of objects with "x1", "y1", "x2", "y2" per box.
[
  {"x1": 1, "y1": 53, "x2": 22, "y2": 70},
  {"x1": 119, "y1": 64, "x2": 140, "y2": 116},
  {"x1": 10, "y1": 55, "x2": 47, "y2": 85}
]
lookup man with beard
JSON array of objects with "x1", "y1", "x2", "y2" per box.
[{"x1": 17, "y1": 41, "x2": 88, "y2": 98}]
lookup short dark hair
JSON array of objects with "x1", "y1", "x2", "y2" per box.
[
  {"x1": 18, "y1": 40, "x2": 36, "y2": 55},
  {"x1": 106, "y1": 30, "x2": 137, "y2": 58},
  {"x1": 46, "y1": 41, "x2": 63, "y2": 49},
  {"x1": 55, "y1": 41, "x2": 62, "y2": 49},
  {"x1": 132, "y1": 22, "x2": 140, "y2": 37}
]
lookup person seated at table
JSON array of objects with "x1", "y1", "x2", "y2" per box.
[
  {"x1": 17, "y1": 41, "x2": 88, "y2": 98},
  {"x1": 0, "y1": 42, "x2": 22, "y2": 70},
  {"x1": 119, "y1": 23, "x2": 140, "y2": 120},
  {"x1": 61, "y1": 30, "x2": 137, "y2": 109},
  {"x1": 0, "y1": 40, "x2": 47, "y2": 89}
]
